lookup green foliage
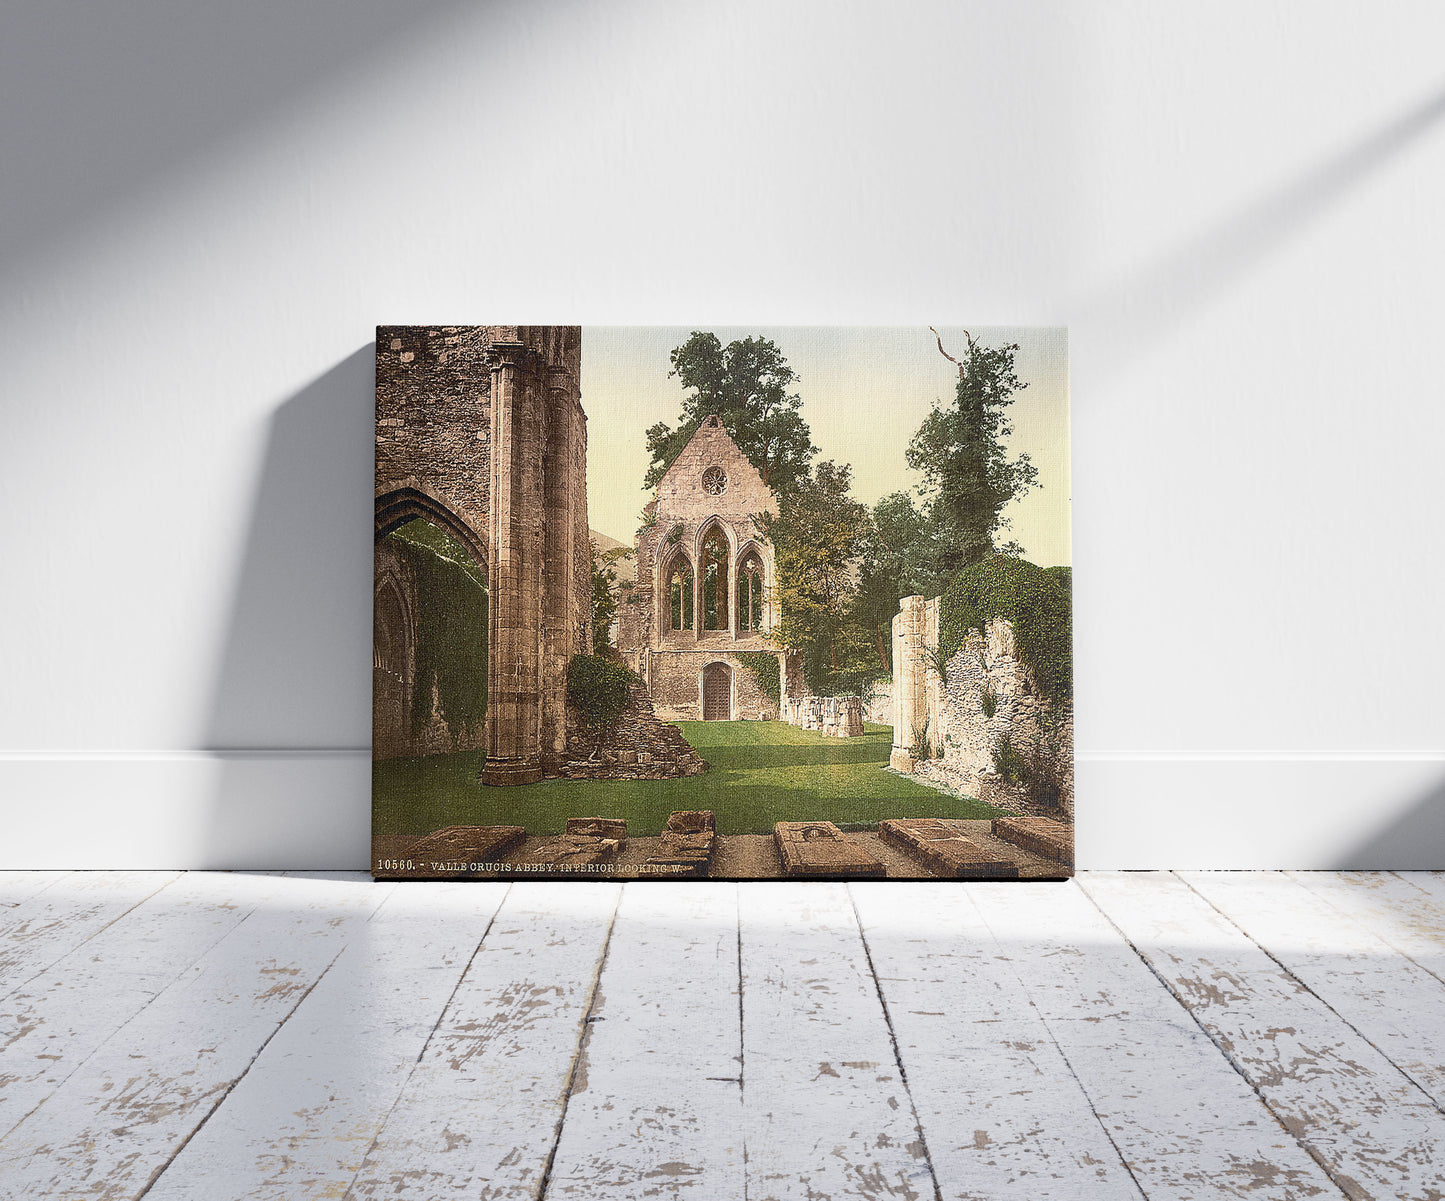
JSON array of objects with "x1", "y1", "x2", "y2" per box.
[
  {"x1": 992, "y1": 733, "x2": 1030, "y2": 784},
  {"x1": 388, "y1": 521, "x2": 488, "y2": 738},
  {"x1": 906, "y1": 337, "x2": 1038, "y2": 577},
  {"x1": 852, "y1": 491, "x2": 939, "y2": 672},
  {"x1": 566, "y1": 654, "x2": 637, "y2": 730},
  {"x1": 980, "y1": 685, "x2": 998, "y2": 719},
  {"x1": 911, "y1": 716, "x2": 932, "y2": 761},
  {"x1": 589, "y1": 539, "x2": 633, "y2": 655},
  {"x1": 759, "y1": 460, "x2": 879, "y2": 697},
  {"x1": 645, "y1": 332, "x2": 818, "y2": 497},
  {"x1": 939, "y1": 555, "x2": 1072, "y2": 702},
  {"x1": 734, "y1": 651, "x2": 782, "y2": 705}
]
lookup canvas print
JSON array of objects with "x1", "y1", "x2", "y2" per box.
[{"x1": 373, "y1": 326, "x2": 1071, "y2": 880}]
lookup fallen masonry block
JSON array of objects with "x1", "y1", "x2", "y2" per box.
[
  {"x1": 991, "y1": 816, "x2": 1072, "y2": 862},
  {"x1": 665, "y1": 809, "x2": 716, "y2": 835},
  {"x1": 774, "y1": 822, "x2": 886, "y2": 878},
  {"x1": 879, "y1": 818, "x2": 1020, "y2": 879},
  {"x1": 529, "y1": 834, "x2": 623, "y2": 870},
  {"x1": 643, "y1": 810, "x2": 717, "y2": 878},
  {"x1": 407, "y1": 825, "x2": 526, "y2": 870},
  {"x1": 565, "y1": 817, "x2": 628, "y2": 843}
]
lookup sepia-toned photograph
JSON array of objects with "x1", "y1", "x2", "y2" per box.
[{"x1": 373, "y1": 326, "x2": 1071, "y2": 880}]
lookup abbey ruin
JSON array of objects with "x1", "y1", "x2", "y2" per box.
[{"x1": 373, "y1": 325, "x2": 591, "y2": 782}]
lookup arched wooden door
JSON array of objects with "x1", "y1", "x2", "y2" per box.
[{"x1": 702, "y1": 662, "x2": 733, "y2": 721}]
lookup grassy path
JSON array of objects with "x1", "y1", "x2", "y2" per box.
[{"x1": 373, "y1": 721, "x2": 998, "y2": 837}]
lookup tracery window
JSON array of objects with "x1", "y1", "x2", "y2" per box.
[
  {"x1": 701, "y1": 527, "x2": 730, "y2": 631},
  {"x1": 667, "y1": 558, "x2": 694, "y2": 631},
  {"x1": 737, "y1": 550, "x2": 764, "y2": 632}
]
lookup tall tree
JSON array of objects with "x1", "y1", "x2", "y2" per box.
[
  {"x1": 906, "y1": 330, "x2": 1038, "y2": 577},
  {"x1": 852, "y1": 491, "x2": 937, "y2": 670},
  {"x1": 759, "y1": 461, "x2": 874, "y2": 695},
  {"x1": 644, "y1": 332, "x2": 817, "y2": 496}
]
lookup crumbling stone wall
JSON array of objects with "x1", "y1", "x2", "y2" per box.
[
  {"x1": 781, "y1": 695, "x2": 865, "y2": 737},
  {"x1": 373, "y1": 537, "x2": 488, "y2": 760},
  {"x1": 890, "y1": 595, "x2": 1074, "y2": 819}
]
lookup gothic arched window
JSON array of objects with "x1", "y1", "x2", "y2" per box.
[
  {"x1": 667, "y1": 557, "x2": 694, "y2": 632},
  {"x1": 701, "y1": 527, "x2": 730, "y2": 631},
  {"x1": 737, "y1": 550, "x2": 764, "y2": 632}
]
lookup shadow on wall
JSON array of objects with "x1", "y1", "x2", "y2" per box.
[
  {"x1": 202, "y1": 348, "x2": 375, "y2": 869},
  {"x1": 1077, "y1": 82, "x2": 1445, "y2": 380},
  {"x1": 0, "y1": 0, "x2": 471, "y2": 278},
  {"x1": 1335, "y1": 773, "x2": 1445, "y2": 871}
]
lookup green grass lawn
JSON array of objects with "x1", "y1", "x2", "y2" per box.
[{"x1": 373, "y1": 720, "x2": 998, "y2": 837}]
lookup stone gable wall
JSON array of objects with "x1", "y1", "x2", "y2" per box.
[{"x1": 618, "y1": 416, "x2": 786, "y2": 723}]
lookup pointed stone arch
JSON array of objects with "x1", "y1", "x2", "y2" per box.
[
  {"x1": 694, "y1": 517, "x2": 735, "y2": 633},
  {"x1": 375, "y1": 484, "x2": 489, "y2": 573},
  {"x1": 658, "y1": 548, "x2": 696, "y2": 636}
]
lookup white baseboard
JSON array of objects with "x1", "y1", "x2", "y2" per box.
[
  {"x1": 0, "y1": 752, "x2": 1441, "y2": 870},
  {"x1": 1077, "y1": 754, "x2": 1445, "y2": 869},
  {"x1": 0, "y1": 751, "x2": 370, "y2": 870}
]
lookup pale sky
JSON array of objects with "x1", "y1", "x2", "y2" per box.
[{"x1": 581, "y1": 326, "x2": 1070, "y2": 569}]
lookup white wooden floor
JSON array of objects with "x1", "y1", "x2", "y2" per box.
[{"x1": 2, "y1": 873, "x2": 1444, "y2": 1200}]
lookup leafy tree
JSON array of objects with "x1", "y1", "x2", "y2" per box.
[
  {"x1": 644, "y1": 332, "x2": 817, "y2": 497},
  {"x1": 588, "y1": 540, "x2": 633, "y2": 656},
  {"x1": 759, "y1": 461, "x2": 875, "y2": 695},
  {"x1": 907, "y1": 331, "x2": 1038, "y2": 576},
  {"x1": 852, "y1": 491, "x2": 937, "y2": 671}
]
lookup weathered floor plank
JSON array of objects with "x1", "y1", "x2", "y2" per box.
[
  {"x1": 0, "y1": 870, "x2": 67, "y2": 909},
  {"x1": 851, "y1": 882, "x2": 1143, "y2": 1200},
  {"x1": 144, "y1": 881, "x2": 510, "y2": 1201},
  {"x1": 739, "y1": 882, "x2": 938, "y2": 1201},
  {"x1": 0, "y1": 873, "x2": 390, "y2": 1200},
  {"x1": 1084, "y1": 871, "x2": 1445, "y2": 1200},
  {"x1": 543, "y1": 882, "x2": 744, "y2": 1198},
  {"x1": 345, "y1": 883, "x2": 621, "y2": 1199},
  {"x1": 0, "y1": 871, "x2": 291, "y2": 1140},
  {"x1": 0, "y1": 871, "x2": 182, "y2": 1001},
  {"x1": 1288, "y1": 871, "x2": 1445, "y2": 984},
  {"x1": 973, "y1": 881, "x2": 1342, "y2": 1200},
  {"x1": 1184, "y1": 870, "x2": 1445, "y2": 1112}
]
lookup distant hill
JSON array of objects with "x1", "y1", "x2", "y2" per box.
[{"x1": 589, "y1": 529, "x2": 635, "y2": 582}]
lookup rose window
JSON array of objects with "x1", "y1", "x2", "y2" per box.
[{"x1": 702, "y1": 466, "x2": 727, "y2": 495}]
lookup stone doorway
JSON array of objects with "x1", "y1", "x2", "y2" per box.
[{"x1": 702, "y1": 662, "x2": 733, "y2": 721}]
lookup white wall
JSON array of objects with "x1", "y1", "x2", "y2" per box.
[{"x1": 2, "y1": 0, "x2": 1442, "y2": 869}]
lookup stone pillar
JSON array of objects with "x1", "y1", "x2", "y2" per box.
[
  {"x1": 571, "y1": 398, "x2": 591, "y2": 658},
  {"x1": 539, "y1": 366, "x2": 577, "y2": 765},
  {"x1": 482, "y1": 343, "x2": 545, "y2": 785},
  {"x1": 890, "y1": 595, "x2": 927, "y2": 772}
]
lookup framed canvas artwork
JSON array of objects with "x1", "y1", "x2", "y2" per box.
[{"x1": 372, "y1": 326, "x2": 1071, "y2": 880}]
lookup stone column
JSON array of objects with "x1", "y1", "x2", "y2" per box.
[
  {"x1": 539, "y1": 366, "x2": 577, "y2": 765},
  {"x1": 571, "y1": 398, "x2": 591, "y2": 656},
  {"x1": 481, "y1": 343, "x2": 545, "y2": 785},
  {"x1": 890, "y1": 595, "x2": 927, "y2": 772}
]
